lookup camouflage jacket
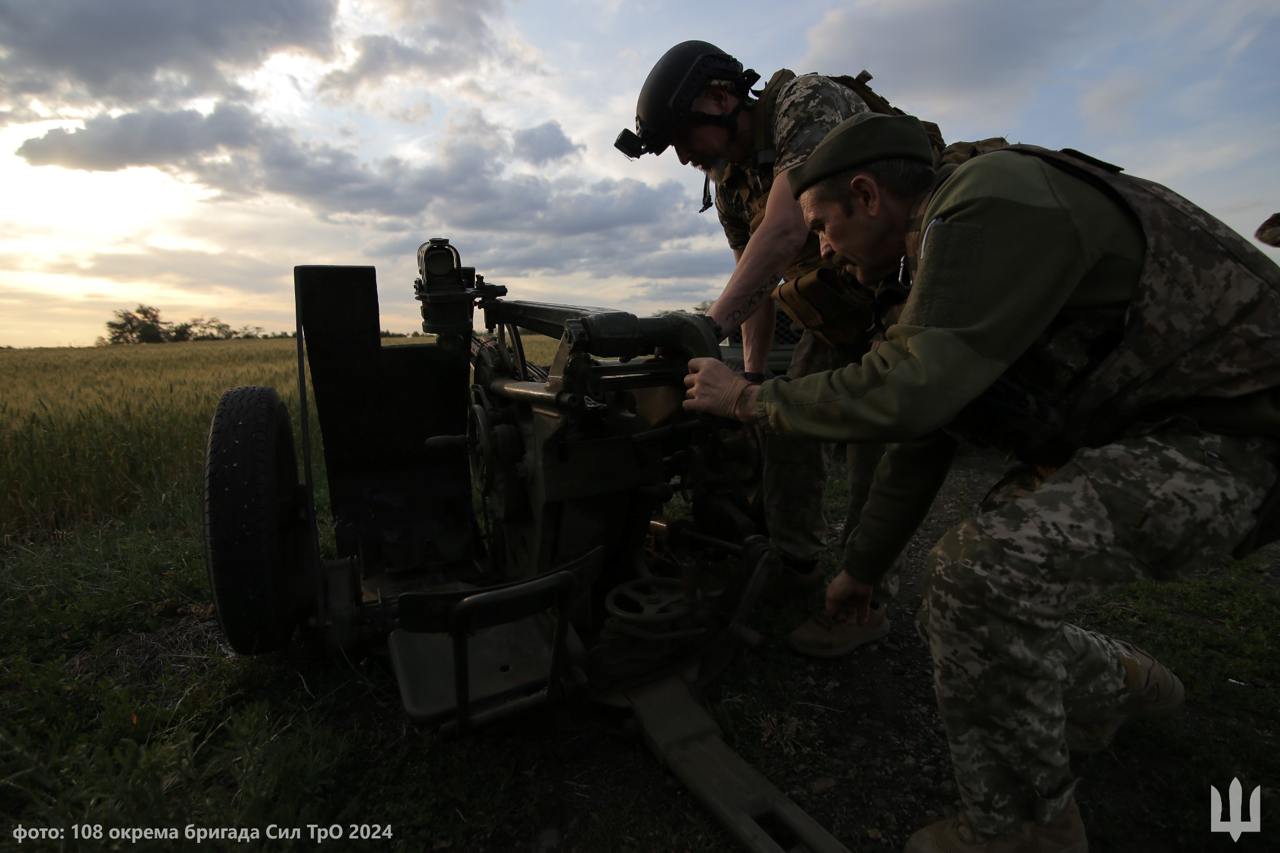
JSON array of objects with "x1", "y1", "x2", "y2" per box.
[
  {"x1": 712, "y1": 71, "x2": 868, "y2": 282},
  {"x1": 756, "y1": 148, "x2": 1280, "y2": 453},
  {"x1": 937, "y1": 146, "x2": 1280, "y2": 461},
  {"x1": 756, "y1": 147, "x2": 1280, "y2": 581}
]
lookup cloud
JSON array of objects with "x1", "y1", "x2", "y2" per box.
[
  {"x1": 1146, "y1": 0, "x2": 1280, "y2": 55},
  {"x1": 1078, "y1": 72, "x2": 1151, "y2": 133},
  {"x1": 452, "y1": 209, "x2": 727, "y2": 282},
  {"x1": 318, "y1": 34, "x2": 468, "y2": 95},
  {"x1": 16, "y1": 104, "x2": 261, "y2": 170},
  {"x1": 317, "y1": 0, "x2": 533, "y2": 97},
  {"x1": 378, "y1": 0, "x2": 505, "y2": 35},
  {"x1": 16, "y1": 105, "x2": 428, "y2": 215},
  {"x1": 22, "y1": 107, "x2": 689, "y2": 237},
  {"x1": 0, "y1": 0, "x2": 336, "y2": 114},
  {"x1": 630, "y1": 280, "x2": 723, "y2": 305},
  {"x1": 3, "y1": 0, "x2": 721, "y2": 309},
  {"x1": 1096, "y1": 126, "x2": 1271, "y2": 189},
  {"x1": 15, "y1": 103, "x2": 720, "y2": 277},
  {"x1": 800, "y1": 0, "x2": 1104, "y2": 129},
  {"x1": 512, "y1": 121, "x2": 583, "y2": 164},
  {"x1": 40, "y1": 247, "x2": 286, "y2": 295}
]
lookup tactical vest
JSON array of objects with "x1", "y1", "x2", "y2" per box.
[
  {"x1": 717, "y1": 70, "x2": 937, "y2": 344},
  {"x1": 909, "y1": 146, "x2": 1280, "y2": 463},
  {"x1": 709, "y1": 69, "x2": 943, "y2": 226},
  {"x1": 704, "y1": 69, "x2": 799, "y2": 226}
]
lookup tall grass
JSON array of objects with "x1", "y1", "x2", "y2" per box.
[
  {"x1": 0, "y1": 340, "x2": 305, "y2": 542},
  {"x1": 0, "y1": 334, "x2": 561, "y2": 543}
]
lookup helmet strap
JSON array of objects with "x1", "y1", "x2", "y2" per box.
[{"x1": 687, "y1": 101, "x2": 744, "y2": 213}]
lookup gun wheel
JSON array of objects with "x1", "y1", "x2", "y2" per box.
[{"x1": 204, "y1": 386, "x2": 307, "y2": 654}]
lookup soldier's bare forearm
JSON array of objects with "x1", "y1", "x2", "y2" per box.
[
  {"x1": 739, "y1": 299, "x2": 776, "y2": 374},
  {"x1": 712, "y1": 246, "x2": 765, "y2": 331},
  {"x1": 707, "y1": 235, "x2": 796, "y2": 330},
  {"x1": 715, "y1": 285, "x2": 771, "y2": 330},
  {"x1": 708, "y1": 175, "x2": 809, "y2": 331}
]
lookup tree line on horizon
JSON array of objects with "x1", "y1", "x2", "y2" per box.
[
  {"x1": 99, "y1": 305, "x2": 422, "y2": 345},
  {"x1": 97, "y1": 305, "x2": 287, "y2": 345}
]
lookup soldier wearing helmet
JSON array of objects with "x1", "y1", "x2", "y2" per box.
[{"x1": 619, "y1": 41, "x2": 938, "y2": 656}]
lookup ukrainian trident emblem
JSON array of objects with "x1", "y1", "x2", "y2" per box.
[{"x1": 1210, "y1": 778, "x2": 1261, "y2": 842}]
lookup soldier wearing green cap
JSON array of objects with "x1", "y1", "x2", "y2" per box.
[{"x1": 683, "y1": 111, "x2": 1280, "y2": 851}]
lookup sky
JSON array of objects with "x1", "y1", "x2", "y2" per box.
[{"x1": 1, "y1": 0, "x2": 1277, "y2": 347}]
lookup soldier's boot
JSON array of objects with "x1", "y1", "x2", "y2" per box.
[
  {"x1": 787, "y1": 605, "x2": 889, "y2": 657},
  {"x1": 905, "y1": 798, "x2": 1087, "y2": 853},
  {"x1": 1066, "y1": 642, "x2": 1185, "y2": 754}
]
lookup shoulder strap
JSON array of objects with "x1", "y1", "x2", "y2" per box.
[
  {"x1": 752, "y1": 69, "x2": 797, "y2": 168},
  {"x1": 831, "y1": 70, "x2": 947, "y2": 164},
  {"x1": 702, "y1": 69, "x2": 793, "y2": 213},
  {"x1": 830, "y1": 70, "x2": 897, "y2": 115}
]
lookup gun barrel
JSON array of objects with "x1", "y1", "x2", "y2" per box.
[{"x1": 487, "y1": 378, "x2": 577, "y2": 408}]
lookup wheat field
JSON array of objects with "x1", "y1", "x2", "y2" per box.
[
  {"x1": 0, "y1": 334, "x2": 562, "y2": 543},
  {"x1": 1, "y1": 340, "x2": 304, "y2": 542}
]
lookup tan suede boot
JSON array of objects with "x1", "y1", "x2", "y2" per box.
[
  {"x1": 787, "y1": 606, "x2": 889, "y2": 657},
  {"x1": 1067, "y1": 642, "x2": 1185, "y2": 754}
]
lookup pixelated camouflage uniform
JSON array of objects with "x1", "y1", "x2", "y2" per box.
[
  {"x1": 756, "y1": 147, "x2": 1280, "y2": 836},
  {"x1": 712, "y1": 71, "x2": 894, "y2": 595}
]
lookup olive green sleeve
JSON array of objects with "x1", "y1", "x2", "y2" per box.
[
  {"x1": 843, "y1": 433, "x2": 958, "y2": 586},
  {"x1": 754, "y1": 158, "x2": 1093, "y2": 443}
]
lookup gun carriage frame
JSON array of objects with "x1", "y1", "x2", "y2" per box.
[{"x1": 203, "y1": 238, "x2": 849, "y2": 853}]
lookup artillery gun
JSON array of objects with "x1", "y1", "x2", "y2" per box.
[{"x1": 203, "y1": 238, "x2": 849, "y2": 853}]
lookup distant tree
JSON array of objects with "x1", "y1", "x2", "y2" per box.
[
  {"x1": 103, "y1": 307, "x2": 289, "y2": 343},
  {"x1": 105, "y1": 305, "x2": 172, "y2": 344},
  {"x1": 191, "y1": 318, "x2": 235, "y2": 340}
]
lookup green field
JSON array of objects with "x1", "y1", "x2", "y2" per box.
[
  {"x1": 3, "y1": 337, "x2": 626, "y2": 852},
  {"x1": 2, "y1": 340, "x2": 302, "y2": 541},
  {"x1": 2, "y1": 339, "x2": 1277, "y2": 851}
]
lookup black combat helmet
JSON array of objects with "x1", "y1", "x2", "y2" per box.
[{"x1": 615, "y1": 40, "x2": 759, "y2": 158}]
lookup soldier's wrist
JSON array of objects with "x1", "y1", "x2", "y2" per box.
[
  {"x1": 843, "y1": 563, "x2": 880, "y2": 588},
  {"x1": 733, "y1": 383, "x2": 763, "y2": 423}
]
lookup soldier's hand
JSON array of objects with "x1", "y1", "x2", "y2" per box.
[
  {"x1": 684, "y1": 357, "x2": 757, "y2": 420},
  {"x1": 825, "y1": 571, "x2": 874, "y2": 625}
]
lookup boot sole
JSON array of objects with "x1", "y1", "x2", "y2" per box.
[{"x1": 787, "y1": 618, "x2": 890, "y2": 658}]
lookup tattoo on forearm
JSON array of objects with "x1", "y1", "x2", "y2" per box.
[{"x1": 722, "y1": 288, "x2": 768, "y2": 329}]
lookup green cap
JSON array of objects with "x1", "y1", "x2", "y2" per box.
[{"x1": 788, "y1": 112, "x2": 934, "y2": 199}]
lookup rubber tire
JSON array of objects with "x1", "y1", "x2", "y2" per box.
[{"x1": 204, "y1": 386, "x2": 303, "y2": 654}]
